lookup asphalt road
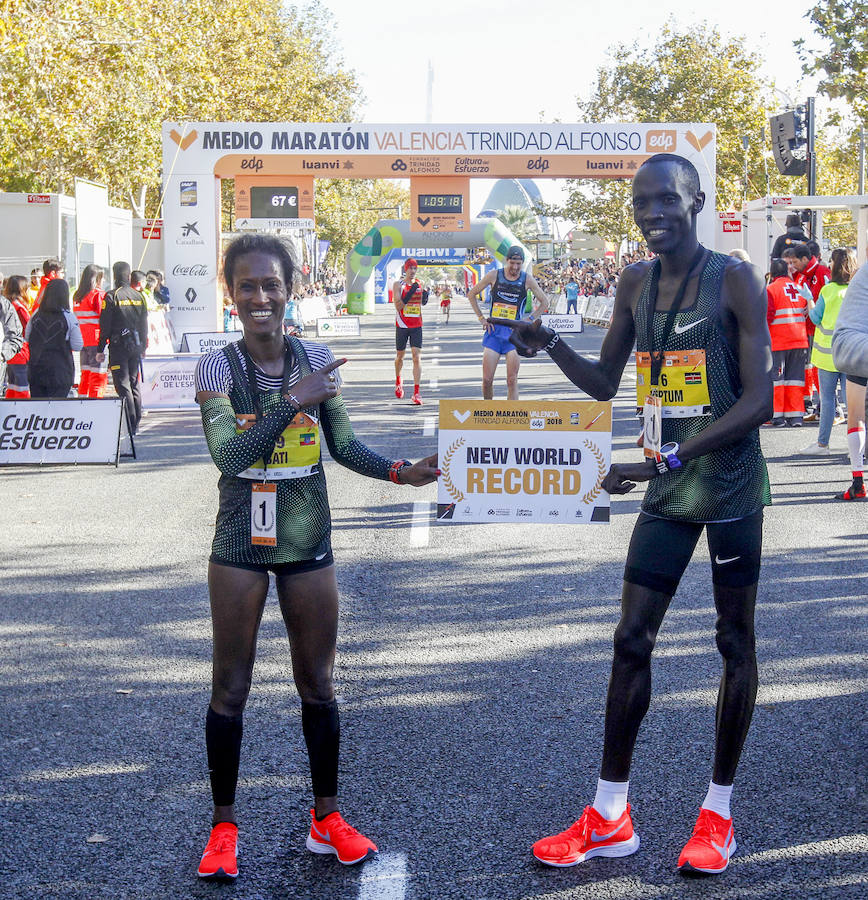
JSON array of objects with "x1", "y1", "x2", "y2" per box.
[{"x1": 1, "y1": 301, "x2": 866, "y2": 899}]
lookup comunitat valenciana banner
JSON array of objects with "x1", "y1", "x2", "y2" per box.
[
  {"x1": 0, "y1": 399, "x2": 124, "y2": 466},
  {"x1": 142, "y1": 355, "x2": 200, "y2": 409},
  {"x1": 437, "y1": 400, "x2": 611, "y2": 523}
]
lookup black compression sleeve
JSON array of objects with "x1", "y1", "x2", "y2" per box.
[
  {"x1": 200, "y1": 395, "x2": 298, "y2": 476},
  {"x1": 302, "y1": 700, "x2": 339, "y2": 798},
  {"x1": 206, "y1": 706, "x2": 243, "y2": 807},
  {"x1": 320, "y1": 392, "x2": 393, "y2": 480}
]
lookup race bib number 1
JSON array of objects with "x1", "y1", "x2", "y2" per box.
[{"x1": 251, "y1": 482, "x2": 277, "y2": 546}]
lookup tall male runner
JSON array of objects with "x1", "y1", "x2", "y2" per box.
[
  {"x1": 392, "y1": 258, "x2": 427, "y2": 405},
  {"x1": 506, "y1": 154, "x2": 772, "y2": 876},
  {"x1": 466, "y1": 246, "x2": 548, "y2": 399}
]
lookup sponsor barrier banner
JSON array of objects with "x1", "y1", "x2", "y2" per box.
[
  {"x1": 148, "y1": 308, "x2": 175, "y2": 354},
  {"x1": 0, "y1": 398, "x2": 123, "y2": 466},
  {"x1": 541, "y1": 314, "x2": 584, "y2": 333},
  {"x1": 437, "y1": 400, "x2": 611, "y2": 523},
  {"x1": 316, "y1": 316, "x2": 361, "y2": 338},
  {"x1": 142, "y1": 355, "x2": 200, "y2": 409},
  {"x1": 180, "y1": 331, "x2": 237, "y2": 354}
]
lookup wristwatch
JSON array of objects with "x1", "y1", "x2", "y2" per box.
[{"x1": 658, "y1": 441, "x2": 683, "y2": 473}]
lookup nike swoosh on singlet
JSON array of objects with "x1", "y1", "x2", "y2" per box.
[
  {"x1": 672, "y1": 317, "x2": 707, "y2": 335},
  {"x1": 715, "y1": 554, "x2": 740, "y2": 565},
  {"x1": 590, "y1": 820, "x2": 627, "y2": 843}
]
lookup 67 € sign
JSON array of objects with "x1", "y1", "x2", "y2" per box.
[{"x1": 436, "y1": 400, "x2": 612, "y2": 524}]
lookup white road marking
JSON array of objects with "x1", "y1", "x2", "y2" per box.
[
  {"x1": 423, "y1": 416, "x2": 436, "y2": 436},
  {"x1": 409, "y1": 501, "x2": 431, "y2": 547},
  {"x1": 428, "y1": 356, "x2": 439, "y2": 391},
  {"x1": 358, "y1": 851, "x2": 408, "y2": 900}
]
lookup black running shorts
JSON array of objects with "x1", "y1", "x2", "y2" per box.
[
  {"x1": 846, "y1": 374, "x2": 867, "y2": 387},
  {"x1": 209, "y1": 549, "x2": 334, "y2": 576},
  {"x1": 396, "y1": 326, "x2": 423, "y2": 351},
  {"x1": 624, "y1": 509, "x2": 763, "y2": 594}
]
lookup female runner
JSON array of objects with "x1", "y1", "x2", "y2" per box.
[{"x1": 195, "y1": 233, "x2": 438, "y2": 880}]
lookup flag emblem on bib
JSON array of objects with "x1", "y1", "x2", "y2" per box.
[
  {"x1": 684, "y1": 372, "x2": 702, "y2": 384},
  {"x1": 300, "y1": 433, "x2": 316, "y2": 446}
]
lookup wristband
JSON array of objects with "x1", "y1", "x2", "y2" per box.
[
  {"x1": 544, "y1": 331, "x2": 560, "y2": 351},
  {"x1": 389, "y1": 458, "x2": 411, "y2": 484}
]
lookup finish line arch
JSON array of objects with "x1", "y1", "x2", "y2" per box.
[
  {"x1": 345, "y1": 217, "x2": 531, "y2": 314},
  {"x1": 161, "y1": 122, "x2": 717, "y2": 338}
]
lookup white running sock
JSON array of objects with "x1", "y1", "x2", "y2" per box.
[
  {"x1": 847, "y1": 425, "x2": 866, "y2": 473},
  {"x1": 701, "y1": 781, "x2": 733, "y2": 819},
  {"x1": 593, "y1": 778, "x2": 629, "y2": 820}
]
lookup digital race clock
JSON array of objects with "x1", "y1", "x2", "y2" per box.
[{"x1": 417, "y1": 193, "x2": 464, "y2": 214}]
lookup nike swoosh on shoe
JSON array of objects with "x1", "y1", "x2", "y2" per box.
[{"x1": 590, "y1": 820, "x2": 627, "y2": 843}]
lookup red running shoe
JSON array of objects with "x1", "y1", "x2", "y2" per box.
[
  {"x1": 677, "y1": 808, "x2": 736, "y2": 875},
  {"x1": 412, "y1": 390, "x2": 422, "y2": 405},
  {"x1": 532, "y1": 804, "x2": 639, "y2": 867},
  {"x1": 306, "y1": 810, "x2": 378, "y2": 865},
  {"x1": 839, "y1": 481, "x2": 866, "y2": 501},
  {"x1": 197, "y1": 822, "x2": 238, "y2": 880},
  {"x1": 395, "y1": 380, "x2": 404, "y2": 399}
]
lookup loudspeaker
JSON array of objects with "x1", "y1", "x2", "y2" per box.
[{"x1": 769, "y1": 111, "x2": 808, "y2": 177}]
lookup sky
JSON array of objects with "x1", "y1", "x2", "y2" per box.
[{"x1": 317, "y1": 0, "x2": 825, "y2": 222}]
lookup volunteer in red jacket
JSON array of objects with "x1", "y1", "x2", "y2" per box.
[
  {"x1": 783, "y1": 243, "x2": 830, "y2": 420},
  {"x1": 767, "y1": 258, "x2": 809, "y2": 426},
  {"x1": 72, "y1": 265, "x2": 108, "y2": 398},
  {"x1": 3, "y1": 275, "x2": 31, "y2": 398},
  {"x1": 392, "y1": 258, "x2": 428, "y2": 405}
]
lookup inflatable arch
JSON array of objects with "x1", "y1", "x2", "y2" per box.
[{"x1": 345, "y1": 218, "x2": 531, "y2": 314}]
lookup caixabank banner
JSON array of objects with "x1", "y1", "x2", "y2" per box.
[{"x1": 436, "y1": 400, "x2": 611, "y2": 523}]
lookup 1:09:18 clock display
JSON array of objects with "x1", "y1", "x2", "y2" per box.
[{"x1": 417, "y1": 193, "x2": 463, "y2": 214}]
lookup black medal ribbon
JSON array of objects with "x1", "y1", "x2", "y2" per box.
[
  {"x1": 646, "y1": 245, "x2": 707, "y2": 386},
  {"x1": 239, "y1": 336, "x2": 295, "y2": 477}
]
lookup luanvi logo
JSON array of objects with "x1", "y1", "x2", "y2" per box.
[{"x1": 169, "y1": 128, "x2": 198, "y2": 150}]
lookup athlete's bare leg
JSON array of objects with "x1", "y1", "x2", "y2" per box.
[
  {"x1": 410, "y1": 346, "x2": 422, "y2": 387},
  {"x1": 711, "y1": 582, "x2": 758, "y2": 785},
  {"x1": 207, "y1": 561, "x2": 270, "y2": 824},
  {"x1": 394, "y1": 348, "x2": 405, "y2": 380},
  {"x1": 505, "y1": 349, "x2": 521, "y2": 401},
  {"x1": 482, "y1": 346, "x2": 500, "y2": 399},
  {"x1": 277, "y1": 565, "x2": 340, "y2": 818},
  {"x1": 600, "y1": 582, "x2": 672, "y2": 782}
]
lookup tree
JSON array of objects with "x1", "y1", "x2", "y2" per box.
[
  {"x1": 556, "y1": 22, "x2": 789, "y2": 241},
  {"x1": 494, "y1": 205, "x2": 537, "y2": 242},
  {"x1": 314, "y1": 179, "x2": 410, "y2": 266},
  {"x1": 0, "y1": 0, "x2": 360, "y2": 215},
  {"x1": 796, "y1": 1, "x2": 868, "y2": 125}
]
